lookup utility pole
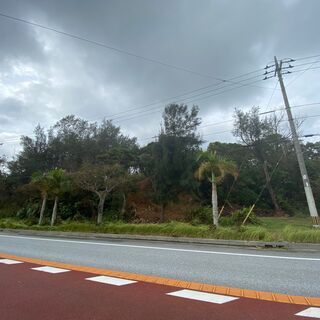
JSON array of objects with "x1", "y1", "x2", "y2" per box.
[{"x1": 274, "y1": 56, "x2": 319, "y2": 227}]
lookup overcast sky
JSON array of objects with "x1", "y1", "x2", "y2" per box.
[{"x1": 0, "y1": 0, "x2": 319, "y2": 158}]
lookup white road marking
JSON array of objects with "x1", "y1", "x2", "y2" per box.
[
  {"x1": 295, "y1": 307, "x2": 320, "y2": 318},
  {"x1": 0, "y1": 234, "x2": 319, "y2": 261},
  {"x1": 31, "y1": 266, "x2": 70, "y2": 274},
  {"x1": 86, "y1": 275, "x2": 137, "y2": 286},
  {"x1": 0, "y1": 258, "x2": 23, "y2": 264},
  {"x1": 167, "y1": 289, "x2": 238, "y2": 304}
]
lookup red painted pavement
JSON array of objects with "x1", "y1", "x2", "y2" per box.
[{"x1": 0, "y1": 262, "x2": 313, "y2": 320}]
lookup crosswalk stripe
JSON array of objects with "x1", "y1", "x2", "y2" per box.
[
  {"x1": 166, "y1": 289, "x2": 238, "y2": 304},
  {"x1": 0, "y1": 258, "x2": 23, "y2": 265},
  {"x1": 295, "y1": 307, "x2": 320, "y2": 318},
  {"x1": 86, "y1": 275, "x2": 137, "y2": 286},
  {"x1": 31, "y1": 266, "x2": 70, "y2": 274}
]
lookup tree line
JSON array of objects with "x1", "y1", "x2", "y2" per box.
[{"x1": 0, "y1": 104, "x2": 319, "y2": 227}]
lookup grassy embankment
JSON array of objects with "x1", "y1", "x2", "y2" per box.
[{"x1": 0, "y1": 216, "x2": 319, "y2": 243}]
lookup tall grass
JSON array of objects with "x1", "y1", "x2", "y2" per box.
[
  {"x1": 0, "y1": 217, "x2": 319, "y2": 243},
  {"x1": 282, "y1": 225, "x2": 320, "y2": 243}
]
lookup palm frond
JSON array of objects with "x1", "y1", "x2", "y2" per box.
[{"x1": 195, "y1": 149, "x2": 238, "y2": 184}]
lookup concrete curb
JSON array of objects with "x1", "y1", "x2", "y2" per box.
[{"x1": 1, "y1": 227, "x2": 320, "y2": 251}]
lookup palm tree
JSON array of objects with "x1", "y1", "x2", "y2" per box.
[
  {"x1": 47, "y1": 169, "x2": 71, "y2": 226},
  {"x1": 31, "y1": 172, "x2": 50, "y2": 225},
  {"x1": 196, "y1": 150, "x2": 238, "y2": 227}
]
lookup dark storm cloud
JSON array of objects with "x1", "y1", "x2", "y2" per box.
[{"x1": 0, "y1": 0, "x2": 319, "y2": 156}]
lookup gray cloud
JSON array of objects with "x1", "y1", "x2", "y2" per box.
[{"x1": 0, "y1": 0, "x2": 319, "y2": 157}]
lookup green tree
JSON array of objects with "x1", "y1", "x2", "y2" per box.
[
  {"x1": 47, "y1": 115, "x2": 97, "y2": 171},
  {"x1": 47, "y1": 169, "x2": 71, "y2": 226},
  {"x1": 233, "y1": 107, "x2": 287, "y2": 211},
  {"x1": 207, "y1": 142, "x2": 261, "y2": 208},
  {"x1": 74, "y1": 164, "x2": 124, "y2": 224},
  {"x1": 196, "y1": 150, "x2": 238, "y2": 227},
  {"x1": 47, "y1": 116, "x2": 138, "y2": 171},
  {"x1": 8, "y1": 125, "x2": 50, "y2": 185},
  {"x1": 162, "y1": 103, "x2": 201, "y2": 137},
  {"x1": 31, "y1": 172, "x2": 51, "y2": 225},
  {"x1": 140, "y1": 103, "x2": 202, "y2": 221}
]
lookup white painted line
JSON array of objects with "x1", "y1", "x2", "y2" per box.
[
  {"x1": 86, "y1": 275, "x2": 137, "y2": 286},
  {"x1": 0, "y1": 234, "x2": 320, "y2": 261},
  {"x1": 0, "y1": 258, "x2": 23, "y2": 265},
  {"x1": 167, "y1": 289, "x2": 238, "y2": 304},
  {"x1": 295, "y1": 307, "x2": 320, "y2": 318},
  {"x1": 31, "y1": 266, "x2": 70, "y2": 274}
]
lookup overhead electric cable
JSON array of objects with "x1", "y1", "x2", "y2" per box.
[
  {"x1": 289, "y1": 66, "x2": 320, "y2": 74},
  {"x1": 287, "y1": 60, "x2": 320, "y2": 86},
  {"x1": 106, "y1": 68, "x2": 266, "y2": 118},
  {"x1": 265, "y1": 80, "x2": 279, "y2": 111},
  {"x1": 111, "y1": 76, "x2": 275, "y2": 124},
  {"x1": 0, "y1": 10, "x2": 270, "y2": 89},
  {"x1": 110, "y1": 75, "x2": 264, "y2": 123},
  {"x1": 293, "y1": 54, "x2": 320, "y2": 61},
  {"x1": 138, "y1": 105, "x2": 320, "y2": 143}
]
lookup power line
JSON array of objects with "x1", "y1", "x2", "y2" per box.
[
  {"x1": 169, "y1": 78, "x2": 266, "y2": 106},
  {"x1": 289, "y1": 65, "x2": 320, "y2": 74},
  {"x1": 108, "y1": 55, "x2": 319, "y2": 125},
  {"x1": 265, "y1": 79, "x2": 279, "y2": 111},
  {"x1": 292, "y1": 60, "x2": 320, "y2": 68},
  {"x1": 287, "y1": 60, "x2": 320, "y2": 86},
  {"x1": 200, "y1": 119, "x2": 234, "y2": 129},
  {"x1": 95, "y1": 75, "x2": 266, "y2": 125},
  {"x1": 6, "y1": 11, "x2": 320, "y2": 130},
  {"x1": 0, "y1": 11, "x2": 271, "y2": 90},
  {"x1": 0, "y1": 12, "x2": 225, "y2": 81},
  {"x1": 202, "y1": 130, "x2": 232, "y2": 137},
  {"x1": 242, "y1": 151, "x2": 285, "y2": 225},
  {"x1": 200, "y1": 114, "x2": 320, "y2": 140},
  {"x1": 2, "y1": 102, "x2": 319, "y2": 145},
  {"x1": 263, "y1": 58, "x2": 320, "y2": 81},
  {"x1": 219, "y1": 157, "x2": 247, "y2": 218},
  {"x1": 100, "y1": 71, "x2": 266, "y2": 121},
  {"x1": 293, "y1": 54, "x2": 320, "y2": 61},
  {"x1": 185, "y1": 102, "x2": 320, "y2": 130},
  {"x1": 259, "y1": 102, "x2": 320, "y2": 115},
  {"x1": 111, "y1": 75, "x2": 265, "y2": 123},
  {"x1": 2, "y1": 112, "x2": 320, "y2": 146},
  {"x1": 138, "y1": 104, "x2": 320, "y2": 143},
  {"x1": 2, "y1": 57, "x2": 319, "y2": 145},
  {"x1": 1, "y1": 12, "x2": 285, "y2": 126}
]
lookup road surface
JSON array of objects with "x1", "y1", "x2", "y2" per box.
[{"x1": 0, "y1": 232, "x2": 319, "y2": 296}]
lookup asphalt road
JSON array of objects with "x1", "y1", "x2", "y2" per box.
[{"x1": 0, "y1": 232, "x2": 319, "y2": 297}]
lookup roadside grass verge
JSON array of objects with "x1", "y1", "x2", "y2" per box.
[{"x1": 0, "y1": 217, "x2": 319, "y2": 243}]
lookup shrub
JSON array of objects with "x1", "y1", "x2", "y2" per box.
[
  {"x1": 16, "y1": 202, "x2": 41, "y2": 220},
  {"x1": 219, "y1": 216, "x2": 234, "y2": 227},
  {"x1": 230, "y1": 207, "x2": 260, "y2": 226},
  {"x1": 187, "y1": 206, "x2": 212, "y2": 224},
  {"x1": 104, "y1": 209, "x2": 121, "y2": 222},
  {"x1": 72, "y1": 213, "x2": 86, "y2": 222},
  {"x1": 0, "y1": 206, "x2": 17, "y2": 218},
  {"x1": 59, "y1": 203, "x2": 77, "y2": 220}
]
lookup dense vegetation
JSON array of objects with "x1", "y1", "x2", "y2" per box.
[{"x1": 0, "y1": 104, "x2": 319, "y2": 234}]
